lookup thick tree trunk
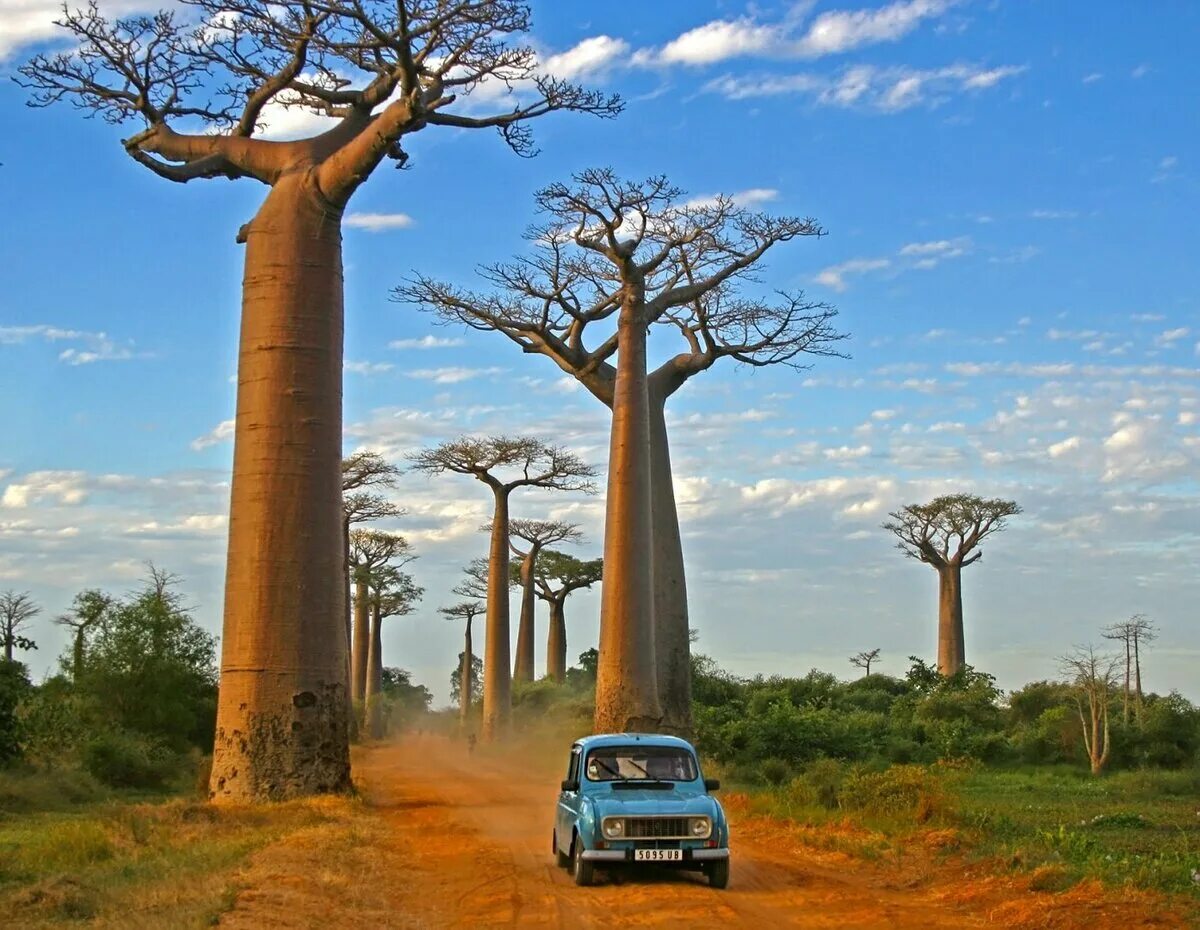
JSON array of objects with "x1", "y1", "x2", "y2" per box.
[
  {"x1": 72, "y1": 630, "x2": 85, "y2": 680},
  {"x1": 647, "y1": 389, "x2": 692, "y2": 735},
  {"x1": 512, "y1": 548, "x2": 538, "y2": 683},
  {"x1": 365, "y1": 601, "x2": 384, "y2": 740},
  {"x1": 595, "y1": 303, "x2": 663, "y2": 733},
  {"x1": 460, "y1": 620, "x2": 473, "y2": 727},
  {"x1": 210, "y1": 172, "x2": 351, "y2": 802},
  {"x1": 936, "y1": 564, "x2": 965, "y2": 676},
  {"x1": 482, "y1": 487, "x2": 513, "y2": 741},
  {"x1": 352, "y1": 578, "x2": 370, "y2": 705},
  {"x1": 547, "y1": 597, "x2": 567, "y2": 683}
]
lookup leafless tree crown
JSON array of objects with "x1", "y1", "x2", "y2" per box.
[
  {"x1": 19, "y1": 1, "x2": 621, "y2": 193},
  {"x1": 408, "y1": 436, "x2": 597, "y2": 493},
  {"x1": 883, "y1": 494, "x2": 1021, "y2": 569}
]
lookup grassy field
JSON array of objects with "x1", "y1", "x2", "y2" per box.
[
  {"x1": 0, "y1": 767, "x2": 371, "y2": 928},
  {"x1": 733, "y1": 761, "x2": 1200, "y2": 905}
]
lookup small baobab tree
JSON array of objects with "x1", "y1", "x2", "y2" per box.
[
  {"x1": 408, "y1": 437, "x2": 595, "y2": 739},
  {"x1": 349, "y1": 529, "x2": 411, "y2": 712},
  {"x1": 883, "y1": 494, "x2": 1021, "y2": 677},
  {"x1": 396, "y1": 169, "x2": 843, "y2": 734},
  {"x1": 849, "y1": 648, "x2": 881, "y2": 677},
  {"x1": 440, "y1": 601, "x2": 484, "y2": 727},
  {"x1": 1060, "y1": 645, "x2": 1119, "y2": 776},
  {"x1": 19, "y1": 0, "x2": 618, "y2": 802},
  {"x1": 364, "y1": 564, "x2": 422, "y2": 740},
  {"x1": 1102, "y1": 614, "x2": 1156, "y2": 723},
  {"x1": 342, "y1": 452, "x2": 403, "y2": 651},
  {"x1": 497, "y1": 519, "x2": 582, "y2": 683},
  {"x1": 0, "y1": 591, "x2": 40, "y2": 663},
  {"x1": 56, "y1": 590, "x2": 114, "y2": 680},
  {"x1": 532, "y1": 551, "x2": 603, "y2": 683}
]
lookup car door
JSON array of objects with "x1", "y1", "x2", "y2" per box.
[{"x1": 556, "y1": 744, "x2": 582, "y2": 851}]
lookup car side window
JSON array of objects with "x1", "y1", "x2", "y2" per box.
[{"x1": 566, "y1": 747, "x2": 581, "y2": 784}]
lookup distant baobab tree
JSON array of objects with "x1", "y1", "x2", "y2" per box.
[
  {"x1": 409, "y1": 437, "x2": 595, "y2": 739},
  {"x1": 440, "y1": 601, "x2": 484, "y2": 727},
  {"x1": 364, "y1": 565, "x2": 422, "y2": 739},
  {"x1": 349, "y1": 529, "x2": 411, "y2": 717},
  {"x1": 1060, "y1": 645, "x2": 1119, "y2": 776},
  {"x1": 397, "y1": 169, "x2": 843, "y2": 734},
  {"x1": 1102, "y1": 614, "x2": 1156, "y2": 723},
  {"x1": 0, "y1": 591, "x2": 40, "y2": 662},
  {"x1": 883, "y1": 494, "x2": 1021, "y2": 676},
  {"x1": 532, "y1": 551, "x2": 603, "y2": 683},
  {"x1": 56, "y1": 590, "x2": 114, "y2": 680},
  {"x1": 18, "y1": 0, "x2": 618, "y2": 803},
  {"x1": 500, "y1": 520, "x2": 582, "y2": 683},
  {"x1": 849, "y1": 648, "x2": 881, "y2": 677}
]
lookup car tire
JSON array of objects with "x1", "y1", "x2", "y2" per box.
[
  {"x1": 553, "y1": 831, "x2": 570, "y2": 868},
  {"x1": 571, "y1": 837, "x2": 594, "y2": 887},
  {"x1": 706, "y1": 858, "x2": 730, "y2": 890}
]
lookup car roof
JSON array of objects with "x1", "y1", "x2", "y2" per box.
[{"x1": 573, "y1": 733, "x2": 697, "y2": 752}]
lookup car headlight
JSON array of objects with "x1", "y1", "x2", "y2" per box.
[
  {"x1": 603, "y1": 818, "x2": 624, "y2": 838},
  {"x1": 691, "y1": 817, "x2": 712, "y2": 838}
]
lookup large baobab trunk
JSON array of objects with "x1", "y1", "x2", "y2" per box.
[
  {"x1": 352, "y1": 578, "x2": 370, "y2": 704},
  {"x1": 648, "y1": 389, "x2": 692, "y2": 735},
  {"x1": 547, "y1": 598, "x2": 567, "y2": 683},
  {"x1": 513, "y1": 551, "x2": 537, "y2": 683},
  {"x1": 210, "y1": 172, "x2": 351, "y2": 802},
  {"x1": 595, "y1": 301, "x2": 663, "y2": 732},
  {"x1": 482, "y1": 489, "x2": 513, "y2": 740},
  {"x1": 365, "y1": 600, "x2": 384, "y2": 740},
  {"x1": 936, "y1": 564, "x2": 965, "y2": 676},
  {"x1": 460, "y1": 619, "x2": 473, "y2": 727}
]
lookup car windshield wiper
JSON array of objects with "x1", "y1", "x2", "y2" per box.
[
  {"x1": 594, "y1": 758, "x2": 628, "y2": 780},
  {"x1": 626, "y1": 759, "x2": 650, "y2": 778}
]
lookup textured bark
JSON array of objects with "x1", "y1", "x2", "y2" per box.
[
  {"x1": 546, "y1": 598, "x2": 567, "y2": 683},
  {"x1": 365, "y1": 600, "x2": 384, "y2": 740},
  {"x1": 210, "y1": 172, "x2": 351, "y2": 802},
  {"x1": 512, "y1": 549, "x2": 538, "y2": 683},
  {"x1": 595, "y1": 301, "x2": 663, "y2": 732},
  {"x1": 647, "y1": 387, "x2": 692, "y2": 735},
  {"x1": 352, "y1": 578, "x2": 370, "y2": 704},
  {"x1": 483, "y1": 488, "x2": 513, "y2": 740},
  {"x1": 461, "y1": 619, "x2": 473, "y2": 727},
  {"x1": 936, "y1": 565, "x2": 965, "y2": 676}
]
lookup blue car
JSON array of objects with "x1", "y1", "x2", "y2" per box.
[{"x1": 552, "y1": 733, "x2": 730, "y2": 888}]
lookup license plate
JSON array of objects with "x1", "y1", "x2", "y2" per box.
[{"x1": 634, "y1": 849, "x2": 682, "y2": 862}]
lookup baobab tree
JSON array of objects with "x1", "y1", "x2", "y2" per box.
[
  {"x1": 494, "y1": 519, "x2": 582, "y2": 683},
  {"x1": 1060, "y1": 645, "x2": 1120, "y2": 776},
  {"x1": 1102, "y1": 614, "x2": 1156, "y2": 723},
  {"x1": 56, "y1": 590, "x2": 114, "y2": 680},
  {"x1": 342, "y1": 453, "x2": 403, "y2": 643},
  {"x1": 409, "y1": 437, "x2": 595, "y2": 739},
  {"x1": 883, "y1": 494, "x2": 1021, "y2": 676},
  {"x1": 364, "y1": 565, "x2": 422, "y2": 739},
  {"x1": 440, "y1": 601, "x2": 484, "y2": 727},
  {"x1": 18, "y1": 0, "x2": 618, "y2": 802},
  {"x1": 849, "y1": 648, "x2": 881, "y2": 677},
  {"x1": 0, "y1": 591, "x2": 40, "y2": 663},
  {"x1": 396, "y1": 169, "x2": 843, "y2": 733},
  {"x1": 349, "y1": 529, "x2": 412, "y2": 712},
  {"x1": 532, "y1": 551, "x2": 603, "y2": 683}
]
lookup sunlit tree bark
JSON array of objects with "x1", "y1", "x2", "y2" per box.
[
  {"x1": 364, "y1": 565, "x2": 422, "y2": 739},
  {"x1": 348, "y1": 530, "x2": 411, "y2": 725},
  {"x1": 531, "y1": 551, "x2": 603, "y2": 682},
  {"x1": 440, "y1": 601, "x2": 484, "y2": 726},
  {"x1": 1060, "y1": 645, "x2": 1119, "y2": 775},
  {"x1": 19, "y1": 0, "x2": 618, "y2": 802}
]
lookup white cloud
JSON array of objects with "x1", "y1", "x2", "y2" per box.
[
  {"x1": 345, "y1": 360, "x2": 394, "y2": 375},
  {"x1": 1082, "y1": 72, "x2": 1103, "y2": 84},
  {"x1": 0, "y1": 0, "x2": 155, "y2": 60},
  {"x1": 814, "y1": 257, "x2": 890, "y2": 291},
  {"x1": 388, "y1": 335, "x2": 465, "y2": 350},
  {"x1": 1047, "y1": 436, "x2": 1081, "y2": 458},
  {"x1": 406, "y1": 366, "x2": 505, "y2": 384},
  {"x1": 795, "y1": 0, "x2": 957, "y2": 57},
  {"x1": 684, "y1": 187, "x2": 780, "y2": 210},
  {"x1": 344, "y1": 212, "x2": 415, "y2": 232},
  {"x1": 1030, "y1": 208, "x2": 1079, "y2": 220},
  {"x1": 648, "y1": 18, "x2": 781, "y2": 66},
  {"x1": 543, "y1": 35, "x2": 630, "y2": 80},
  {"x1": 2, "y1": 471, "x2": 89, "y2": 508},
  {"x1": 1131, "y1": 63, "x2": 1150, "y2": 79},
  {"x1": 190, "y1": 419, "x2": 235, "y2": 451},
  {"x1": 1, "y1": 324, "x2": 146, "y2": 364},
  {"x1": 1155, "y1": 327, "x2": 1190, "y2": 347}
]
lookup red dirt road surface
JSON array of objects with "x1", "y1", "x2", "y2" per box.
[{"x1": 218, "y1": 735, "x2": 1193, "y2": 929}]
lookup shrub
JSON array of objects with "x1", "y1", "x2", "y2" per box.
[
  {"x1": 758, "y1": 757, "x2": 793, "y2": 786},
  {"x1": 839, "y1": 764, "x2": 946, "y2": 821},
  {"x1": 81, "y1": 730, "x2": 180, "y2": 789},
  {"x1": 800, "y1": 757, "x2": 846, "y2": 809},
  {"x1": 0, "y1": 660, "x2": 32, "y2": 765}
]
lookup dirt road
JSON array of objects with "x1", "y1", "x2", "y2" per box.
[{"x1": 218, "y1": 736, "x2": 1191, "y2": 929}]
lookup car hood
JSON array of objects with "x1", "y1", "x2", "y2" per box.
[{"x1": 590, "y1": 787, "x2": 719, "y2": 818}]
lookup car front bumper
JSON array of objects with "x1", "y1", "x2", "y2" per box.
[{"x1": 581, "y1": 847, "x2": 730, "y2": 862}]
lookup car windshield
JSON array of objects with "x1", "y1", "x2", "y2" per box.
[{"x1": 584, "y1": 746, "x2": 698, "y2": 782}]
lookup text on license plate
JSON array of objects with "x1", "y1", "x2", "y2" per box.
[{"x1": 634, "y1": 849, "x2": 682, "y2": 862}]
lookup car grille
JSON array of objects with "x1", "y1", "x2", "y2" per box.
[{"x1": 625, "y1": 817, "x2": 689, "y2": 839}]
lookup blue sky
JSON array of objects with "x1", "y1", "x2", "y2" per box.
[{"x1": 1, "y1": 0, "x2": 1197, "y2": 703}]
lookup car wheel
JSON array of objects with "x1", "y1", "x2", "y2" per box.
[
  {"x1": 571, "y1": 837, "x2": 594, "y2": 887},
  {"x1": 706, "y1": 858, "x2": 730, "y2": 890},
  {"x1": 553, "y1": 831, "x2": 570, "y2": 868}
]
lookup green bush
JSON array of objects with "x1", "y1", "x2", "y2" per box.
[
  {"x1": 0, "y1": 660, "x2": 32, "y2": 765},
  {"x1": 839, "y1": 764, "x2": 946, "y2": 821},
  {"x1": 81, "y1": 730, "x2": 180, "y2": 789},
  {"x1": 758, "y1": 757, "x2": 793, "y2": 786},
  {"x1": 800, "y1": 757, "x2": 846, "y2": 809}
]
